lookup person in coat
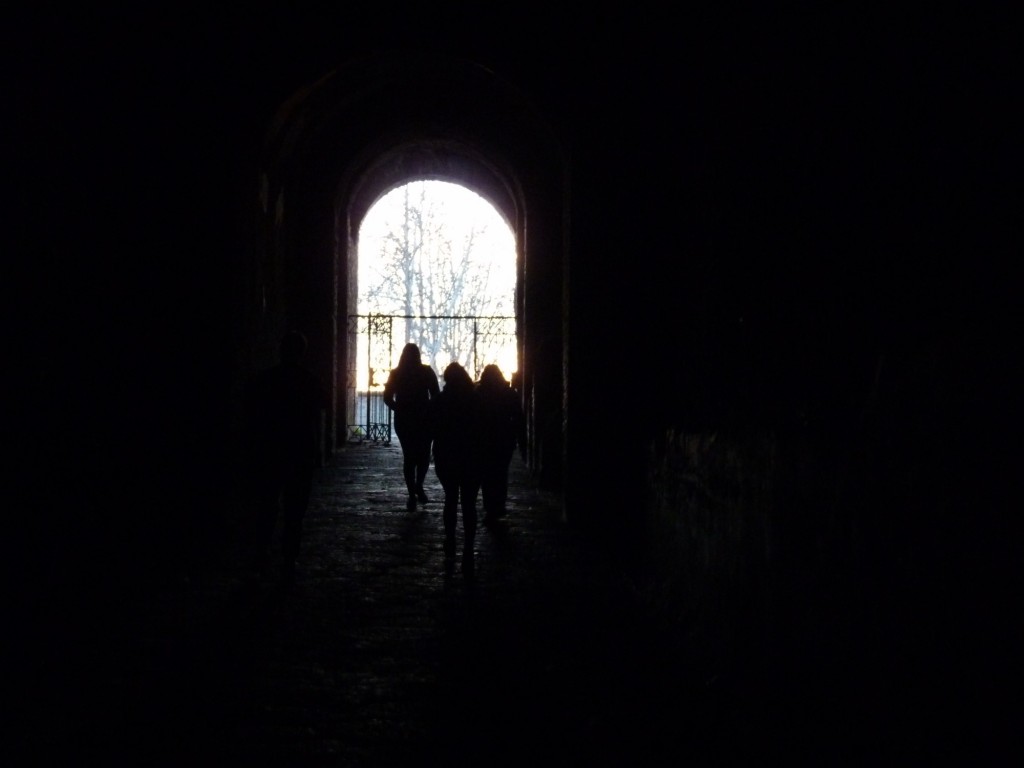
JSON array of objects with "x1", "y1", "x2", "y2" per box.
[
  {"x1": 431, "y1": 361, "x2": 481, "y2": 573},
  {"x1": 475, "y1": 364, "x2": 526, "y2": 524},
  {"x1": 383, "y1": 342, "x2": 440, "y2": 511}
]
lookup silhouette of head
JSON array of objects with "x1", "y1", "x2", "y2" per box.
[
  {"x1": 398, "y1": 343, "x2": 422, "y2": 369},
  {"x1": 443, "y1": 361, "x2": 473, "y2": 391},
  {"x1": 281, "y1": 331, "x2": 308, "y2": 365},
  {"x1": 479, "y1": 364, "x2": 507, "y2": 389}
]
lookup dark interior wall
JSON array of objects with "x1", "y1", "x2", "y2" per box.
[
  {"x1": 563, "y1": 13, "x2": 1019, "y2": 488},
  {"x1": 554, "y1": 13, "x2": 1022, "y2": 706},
  {"x1": 11, "y1": 7, "x2": 1020, "y2": 714}
]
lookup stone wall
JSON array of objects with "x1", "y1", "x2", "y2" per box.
[{"x1": 642, "y1": 427, "x2": 865, "y2": 676}]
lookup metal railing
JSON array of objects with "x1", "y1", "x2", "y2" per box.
[{"x1": 344, "y1": 313, "x2": 516, "y2": 444}]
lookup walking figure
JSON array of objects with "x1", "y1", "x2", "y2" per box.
[
  {"x1": 383, "y1": 343, "x2": 440, "y2": 511},
  {"x1": 476, "y1": 364, "x2": 526, "y2": 524},
  {"x1": 431, "y1": 362, "x2": 481, "y2": 574}
]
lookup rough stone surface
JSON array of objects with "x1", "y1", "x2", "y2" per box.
[
  {"x1": 24, "y1": 443, "x2": 763, "y2": 766},
  {"x1": 19, "y1": 441, "x2": 1005, "y2": 765}
]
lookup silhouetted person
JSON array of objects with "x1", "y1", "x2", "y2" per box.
[
  {"x1": 383, "y1": 342, "x2": 440, "y2": 511},
  {"x1": 431, "y1": 362, "x2": 481, "y2": 575},
  {"x1": 246, "y1": 331, "x2": 326, "y2": 583},
  {"x1": 476, "y1": 364, "x2": 526, "y2": 524}
]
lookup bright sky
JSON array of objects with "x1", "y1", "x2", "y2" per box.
[{"x1": 356, "y1": 180, "x2": 518, "y2": 385}]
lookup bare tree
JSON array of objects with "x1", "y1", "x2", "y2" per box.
[
  {"x1": 365, "y1": 184, "x2": 425, "y2": 319},
  {"x1": 362, "y1": 182, "x2": 513, "y2": 376}
]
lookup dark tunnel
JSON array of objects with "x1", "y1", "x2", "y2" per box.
[{"x1": 9, "y1": 6, "x2": 1021, "y2": 764}]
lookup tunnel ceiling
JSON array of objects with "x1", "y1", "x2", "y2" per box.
[
  {"x1": 262, "y1": 51, "x2": 560, "y2": 229},
  {"x1": 347, "y1": 139, "x2": 518, "y2": 230}
]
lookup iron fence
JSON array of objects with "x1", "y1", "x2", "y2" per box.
[{"x1": 344, "y1": 313, "x2": 516, "y2": 443}]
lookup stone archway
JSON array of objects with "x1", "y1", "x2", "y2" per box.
[{"x1": 257, "y1": 52, "x2": 568, "y2": 491}]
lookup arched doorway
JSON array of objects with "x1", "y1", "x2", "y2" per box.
[
  {"x1": 349, "y1": 179, "x2": 518, "y2": 443},
  {"x1": 256, "y1": 53, "x2": 568, "y2": 490}
]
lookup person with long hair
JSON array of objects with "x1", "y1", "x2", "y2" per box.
[
  {"x1": 383, "y1": 343, "x2": 440, "y2": 511},
  {"x1": 475, "y1": 364, "x2": 526, "y2": 524},
  {"x1": 431, "y1": 361, "x2": 481, "y2": 573}
]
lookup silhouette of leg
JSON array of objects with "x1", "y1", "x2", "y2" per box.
[
  {"x1": 442, "y1": 496, "x2": 457, "y2": 558},
  {"x1": 480, "y1": 463, "x2": 501, "y2": 522},
  {"x1": 414, "y1": 437, "x2": 431, "y2": 502},
  {"x1": 494, "y1": 460, "x2": 510, "y2": 516},
  {"x1": 402, "y1": 458, "x2": 416, "y2": 494},
  {"x1": 461, "y1": 478, "x2": 478, "y2": 537},
  {"x1": 396, "y1": 426, "x2": 418, "y2": 506},
  {"x1": 437, "y1": 463, "x2": 457, "y2": 557},
  {"x1": 402, "y1": 455, "x2": 417, "y2": 509},
  {"x1": 461, "y1": 479, "x2": 477, "y2": 576}
]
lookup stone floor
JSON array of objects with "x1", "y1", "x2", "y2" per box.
[
  {"x1": 20, "y1": 440, "x2": 1002, "y2": 765},
  {"x1": 22, "y1": 442, "x2": 770, "y2": 766}
]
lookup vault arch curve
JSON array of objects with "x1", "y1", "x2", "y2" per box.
[{"x1": 258, "y1": 51, "x2": 567, "y2": 489}]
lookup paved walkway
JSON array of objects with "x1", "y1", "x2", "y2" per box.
[{"x1": 24, "y1": 442, "x2": 767, "y2": 766}]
